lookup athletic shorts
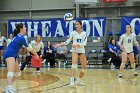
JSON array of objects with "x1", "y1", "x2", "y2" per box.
[{"x1": 4, "y1": 50, "x2": 17, "y2": 60}]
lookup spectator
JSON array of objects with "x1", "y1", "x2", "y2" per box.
[
  {"x1": 56, "y1": 41, "x2": 67, "y2": 64},
  {"x1": 44, "y1": 41, "x2": 55, "y2": 67},
  {"x1": 105, "y1": 39, "x2": 120, "y2": 69}
]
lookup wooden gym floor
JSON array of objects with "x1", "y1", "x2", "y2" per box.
[{"x1": 0, "y1": 67, "x2": 140, "y2": 93}]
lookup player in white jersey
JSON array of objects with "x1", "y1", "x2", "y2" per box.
[
  {"x1": 55, "y1": 21, "x2": 87, "y2": 86},
  {"x1": 118, "y1": 25, "x2": 139, "y2": 78},
  {"x1": 0, "y1": 33, "x2": 6, "y2": 66},
  {"x1": 6, "y1": 34, "x2": 13, "y2": 47},
  {"x1": 20, "y1": 35, "x2": 44, "y2": 73}
]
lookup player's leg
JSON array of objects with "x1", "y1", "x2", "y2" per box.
[
  {"x1": 4, "y1": 57, "x2": 17, "y2": 93},
  {"x1": 76, "y1": 53, "x2": 87, "y2": 86},
  {"x1": 36, "y1": 52, "x2": 41, "y2": 73},
  {"x1": 14, "y1": 59, "x2": 21, "y2": 77},
  {"x1": 70, "y1": 52, "x2": 78, "y2": 86},
  {"x1": 118, "y1": 52, "x2": 127, "y2": 78},
  {"x1": 128, "y1": 52, "x2": 138, "y2": 76},
  {"x1": 20, "y1": 54, "x2": 31, "y2": 71}
]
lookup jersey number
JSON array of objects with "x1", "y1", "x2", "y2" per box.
[
  {"x1": 77, "y1": 39, "x2": 82, "y2": 43},
  {"x1": 128, "y1": 39, "x2": 131, "y2": 43}
]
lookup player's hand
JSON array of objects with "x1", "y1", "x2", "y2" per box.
[
  {"x1": 53, "y1": 42, "x2": 65, "y2": 48},
  {"x1": 60, "y1": 42, "x2": 65, "y2": 46},
  {"x1": 40, "y1": 55, "x2": 42, "y2": 58}
]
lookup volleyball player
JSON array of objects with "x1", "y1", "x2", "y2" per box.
[
  {"x1": 3, "y1": 23, "x2": 39, "y2": 93},
  {"x1": 20, "y1": 35, "x2": 44, "y2": 73},
  {"x1": 118, "y1": 25, "x2": 139, "y2": 78},
  {"x1": 55, "y1": 20, "x2": 87, "y2": 86}
]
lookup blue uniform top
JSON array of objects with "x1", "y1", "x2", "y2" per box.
[
  {"x1": 4, "y1": 34, "x2": 29, "y2": 60},
  {"x1": 108, "y1": 44, "x2": 119, "y2": 53}
]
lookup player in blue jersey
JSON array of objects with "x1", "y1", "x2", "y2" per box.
[{"x1": 4, "y1": 23, "x2": 39, "y2": 93}]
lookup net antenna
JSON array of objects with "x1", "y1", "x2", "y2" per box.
[{"x1": 74, "y1": 0, "x2": 99, "y2": 4}]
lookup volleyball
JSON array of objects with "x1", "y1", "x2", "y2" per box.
[{"x1": 64, "y1": 13, "x2": 73, "y2": 21}]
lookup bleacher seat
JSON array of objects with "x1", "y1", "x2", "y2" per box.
[{"x1": 87, "y1": 49, "x2": 98, "y2": 66}]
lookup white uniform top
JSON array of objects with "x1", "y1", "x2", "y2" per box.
[
  {"x1": 118, "y1": 33, "x2": 139, "y2": 53},
  {"x1": 29, "y1": 40, "x2": 44, "y2": 52},
  {"x1": 6, "y1": 38, "x2": 12, "y2": 47},
  {"x1": 64, "y1": 31, "x2": 87, "y2": 53},
  {"x1": 0, "y1": 36, "x2": 6, "y2": 46}
]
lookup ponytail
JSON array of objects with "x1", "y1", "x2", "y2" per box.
[
  {"x1": 13, "y1": 23, "x2": 23, "y2": 37},
  {"x1": 13, "y1": 29, "x2": 18, "y2": 37}
]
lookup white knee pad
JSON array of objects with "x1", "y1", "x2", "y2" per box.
[
  {"x1": 81, "y1": 69, "x2": 87, "y2": 74},
  {"x1": 7, "y1": 72, "x2": 14, "y2": 78},
  {"x1": 121, "y1": 62, "x2": 125, "y2": 68},
  {"x1": 19, "y1": 55, "x2": 22, "y2": 59},
  {"x1": 71, "y1": 64, "x2": 78, "y2": 70}
]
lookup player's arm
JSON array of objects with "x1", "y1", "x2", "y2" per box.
[
  {"x1": 29, "y1": 40, "x2": 34, "y2": 46},
  {"x1": 57, "y1": 32, "x2": 73, "y2": 47},
  {"x1": 63, "y1": 32, "x2": 73, "y2": 45},
  {"x1": 118, "y1": 35, "x2": 125, "y2": 51},
  {"x1": 21, "y1": 37, "x2": 39, "y2": 59},
  {"x1": 27, "y1": 45, "x2": 38, "y2": 57}
]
